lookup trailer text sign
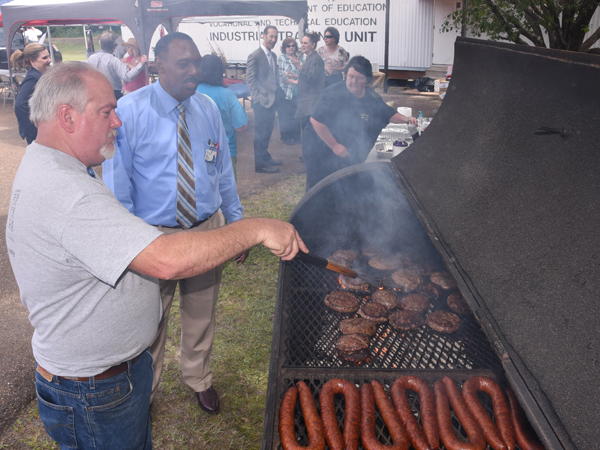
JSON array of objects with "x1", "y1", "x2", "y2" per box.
[{"x1": 179, "y1": 0, "x2": 387, "y2": 63}]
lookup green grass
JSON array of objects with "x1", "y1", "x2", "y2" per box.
[
  {"x1": 52, "y1": 37, "x2": 88, "y2": 61},
  {"x1": 0, "y1": 175, "x2": 306, "y2": 450}
]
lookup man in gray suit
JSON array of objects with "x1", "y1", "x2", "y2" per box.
[{"x1": 247, "y1": 25, "x2": 284, "y2": 174}]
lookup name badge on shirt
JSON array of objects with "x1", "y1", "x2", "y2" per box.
[{"x1": 205, "y1": 139, "x2": 219, "y2": 163}]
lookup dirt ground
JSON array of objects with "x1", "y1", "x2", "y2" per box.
[{"x1": 0, "y1": 87, "x2": 441, "y2": 438}]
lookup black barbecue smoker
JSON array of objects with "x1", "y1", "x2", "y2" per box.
[{"x1": 262, "y1": 38, "x2": 600, "y2": 450}]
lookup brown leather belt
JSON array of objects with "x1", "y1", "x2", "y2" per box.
[{"x1": 36, "y1": 354, "x2": 141, "y2": 382}]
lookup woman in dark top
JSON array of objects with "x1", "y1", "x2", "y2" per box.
[
  {"x1": 10, "y1": 43, "x2": 52, "y2": 144},
  {"x1": 301, "y1": 56, "x2": 417, "y2": 191},
  {"x1": 294, "y1": 31, "x2": 325, "y2": 130}
]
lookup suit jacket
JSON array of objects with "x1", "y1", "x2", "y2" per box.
[{"x1": 246, "y1": 46, "x2": 279, "y2": 108}]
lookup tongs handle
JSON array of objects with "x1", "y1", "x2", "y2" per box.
[
  {"x1": 294, "y1": 251, "x2": 358, "y2": 278},
  {"x1": 295, "y1": 250, "x2": 328, "y2": 268}
]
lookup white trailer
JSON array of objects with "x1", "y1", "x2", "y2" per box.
[{"x1": 124, "y1": 0, "x2": 464, "y2": 74}]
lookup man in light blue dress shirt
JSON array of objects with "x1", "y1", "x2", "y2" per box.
[{"x1": 103, "y1": 32, "x2": 243, "y2": 414}]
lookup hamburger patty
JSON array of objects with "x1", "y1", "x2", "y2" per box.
[
  {"x1": 368, "y1": 254, "x2": 407, "y2": 271},
  {"x1": 391, "y1": 269, "x2": 422, "y2": 291},
  {"x1": 399, "y1": 293, "x2": 430, "y2": 314},
  {"x1": 358, "y1": 302, "x2": 389, "y2": 323},
  {"x1": 426, "y1": 311, "x2": 461, "y2": 333},
  {"x1": 447, "y1": 292, "x2": 471, "y2": 315},
  {"x1": 414, "y1": 263, "x2": 436, "y2": 277},
  {"x1": 333, "y1": 249, "x2": 359, "y2": 263},
  {"x1": 430, "y1": 271, "x2": 458, "y2": 290},
  {"x1": 340, "y1": 317, "x2": 377, "y2": 336},
  {"x1": 361, "y1": 245, "x2": 384, "y2": 258},
  {"x1": 339, "y1": 274, "x2": 370, "y2": 291},
  {"x1": 324, "y1": 291, "x2": 359, "y2": 313},
  {"x1": 389, "y1": 310, "x2": 425, "y2": 331},
  {"x1": 371, "y1": 289, "x2": 399, "y2": 310},
  {"x1": 417, "y1": 282, "x2": 441, "y2": 300},
  {"x1": 336, "y1": 333, "x2": 370, "y2": 362}
]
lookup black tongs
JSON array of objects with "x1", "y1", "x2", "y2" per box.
[{"x1": 294, "y1": 251, "x2": 379, "y2": 287}]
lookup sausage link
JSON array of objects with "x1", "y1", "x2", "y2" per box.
[
  {"x1": 434, "y1": 378, "x2": 486, "y2": 450},
  {"x1": 391, "y1": 376, "x2": 439, "y2": 450},
  {"x1": 279, "y1": 386, "x2": 300, "y2": 450},
  {"x1": 360, "y1": 381, "x2": 410, "y2": 450},
  {"x1": 279, "y1": 382, "x2": 326, "y2": 450},
  {"x1": 319, "y1": 378, "x2": 361, "y2": 450},
  {"x1": 462, "y1": 376, "x2": 515, "y2": 450},
  {"x1": 506, "y1": 388, "x2": 546, "y2": 450}
]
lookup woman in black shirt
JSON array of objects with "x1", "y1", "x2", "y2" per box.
[
  {"x1": 294, "y1": 31, "x2": 325, "y2": 130},
  {"x1": 301, "y1": 56, "x2": 417, "y2": 191}
]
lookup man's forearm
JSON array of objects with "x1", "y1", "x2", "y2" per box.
[{"x1": 129, "y1": 218, "x2": 304, "y2": 280}]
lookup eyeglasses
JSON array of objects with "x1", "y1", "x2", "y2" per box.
[
  {"x1": 324, "y1": 35, "x2": 334, "y2": 39},
  {"x1": 287, "y1": 44, "x2": 297, "y2": 48}
]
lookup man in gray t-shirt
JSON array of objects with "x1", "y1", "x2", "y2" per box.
[{"x1": 6, "y1": 61, "x2": 307, "y2": 450}]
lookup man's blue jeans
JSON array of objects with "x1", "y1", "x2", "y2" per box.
[{"x1": 34, "y1": 349, "x2": 153, "y2": 450}]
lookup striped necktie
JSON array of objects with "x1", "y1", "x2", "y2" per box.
[
  {"x1": 176, "y1": 103, "x2": 197, "y2": 229},
  {"x1": 268, "y1": 52, "x2": 275, "y2": 75}
]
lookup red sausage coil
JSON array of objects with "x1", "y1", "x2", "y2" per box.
[
  {"x1": 319, "y1": 378, "x2": 361, "y2": 450},
  {"x1": 390, "y1": 375, "x2": 439, "y2": 450}
]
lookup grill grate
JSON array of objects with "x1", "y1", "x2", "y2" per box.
[{"x1": 281, "y1": 249, "x2": 501, "y2": 372}]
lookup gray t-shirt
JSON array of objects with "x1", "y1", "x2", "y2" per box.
[{"x1": 6, "y1": 143, "x2": 163, "y2": 377}]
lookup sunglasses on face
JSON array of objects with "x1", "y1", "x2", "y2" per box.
[{"x1": 324, "y1": 35, "x2": 334, "y2": 38}]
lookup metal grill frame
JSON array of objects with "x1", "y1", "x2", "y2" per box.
[{"x1": 261, "y1": 162, "x2": 555, "y2": 449}]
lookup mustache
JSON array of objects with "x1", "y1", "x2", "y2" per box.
[{"x1": 107, "y1": 129, "x2": 118, "y2": 140}]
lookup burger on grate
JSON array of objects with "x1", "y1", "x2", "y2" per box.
[
  {"x1": 340, "y1": 317, "x2": 377, "y2": 336},
  {"x1": 332, "y1": 249, "x2": 359, "y2": 263},
  {"x1": 399, "y1": 293, "x2": 430, "y2": 314},
  {"x1": 371, "y1": 289, "x2": 399, "y2": 310},
  {"x1": 339, "y1": 274, "x2": 370, "y2": 291},
  {"x1": 361, "y1": 245, "x2": 384, "y2": 258},
  {"x1": 447, "y1": 292, "x2": 471, "y2": 315},
  {"x1": 417, "y1": 282, "x2": 441, "y2": 300},
  {"x1": 358, "y1": 302, "x2": 389, "y2": 323},
  {"x1": 427, "y1": 310, "x2": 461, "y2": 333},
  {"x1": 336, "y1": 333, "x2": 370, "y2": 362},
  {"x1": 430, "y1": 271, "x2": 458, "y2": 290},
  {"x1": 368, "y1": 254, "x2": 408, "y2": 271},
  {"x1": 391, "y1": 269, "x2": 422, "y2": 292},
  {"x1": 324, "y1": 291, "x2": 359, "y2": 313},
  {"x1": 389, "y1": 310, "x2": 425, "y2": 331}
]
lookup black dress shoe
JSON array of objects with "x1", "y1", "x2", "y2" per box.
[
  {"x1": 255, "y1": 166, "x2": 280, "y2": 173},
  {"x1": 268, "y1": 159, "x2": 282, "y2": 166},
  {"x1": 196, "y1": 386, "x2": 220, "y2": 414}
]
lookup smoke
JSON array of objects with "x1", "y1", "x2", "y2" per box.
[{"x1": 290, "y1": 164, "x2": 442, "y2": 268}]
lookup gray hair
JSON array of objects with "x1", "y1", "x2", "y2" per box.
[
  {"x1": 29, "y1": 61, "x2": 101, "y2": 125},
  {"x1": 99, "y1": 32, "x2": 116, "y2": 52}
]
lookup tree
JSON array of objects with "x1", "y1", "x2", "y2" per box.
[{"x1": 441, "y1": 0, "x2": 600, "y2": 52}]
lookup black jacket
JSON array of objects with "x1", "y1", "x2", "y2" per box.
[{"x1": 15, "y1": 68, "x2": 42, "y2": 143}]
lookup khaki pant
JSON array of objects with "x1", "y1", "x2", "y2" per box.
[{"x1": 150, "y1": 210, "x2": 226, "y2": 402}]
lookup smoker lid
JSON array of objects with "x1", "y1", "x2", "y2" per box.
[{"x1": 393, "y1": 38, "x2": 600, "y2": 450}]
